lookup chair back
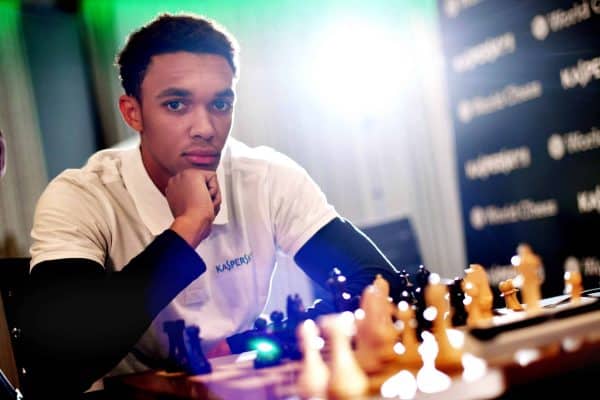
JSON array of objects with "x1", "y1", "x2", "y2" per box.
[
  {"x1": 360, "y1": 217, "x2": 423, "y2": 275},
  {"x1": 0, "y1": 257, "x2": 30, "y2": 390}
]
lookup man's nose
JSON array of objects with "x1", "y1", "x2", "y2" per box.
[{"x1": 189, "y1": 108, "x2": 215, "y2": 140}]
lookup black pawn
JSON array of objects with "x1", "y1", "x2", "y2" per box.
[
  {"x1": 414, "y1": 265, "x2": 431, "y2": 293},
  {"x1": 396, "y1": 269, "x2": 416, "y2": 305},
  {"x1": 163, "y1": 319, "x2": 187, "y2": 371},
  {"x1": 254, "y1": 316, "x2": 268, "y2": 333},
  {"x1": 270, "y1": 310, "x2": 285, "y2": 334},
  {"x1": 449, "y1": 277, "x2": 468, "y2": 327},
  {"x1": 185, "y1": 325, "x2": 212, "y2": 375},
  {"x1": 326, "y1": 267, "x2": 353, "y2": 312},
  {"x1": 286, "y1": 293, "x2": 306, "y2": 331}
]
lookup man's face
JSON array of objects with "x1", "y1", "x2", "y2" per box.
[{"x1": 124, "y1": 51, "x2": 235, "y2": 190}]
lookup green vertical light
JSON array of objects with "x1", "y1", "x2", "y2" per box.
[{"x1": 0, "y1": 0, "x2": 19, "y2": 36}]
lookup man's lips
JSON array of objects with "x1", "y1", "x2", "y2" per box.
[{"x1": 182, "y1": 151, "x2": 220, "y2": 166}]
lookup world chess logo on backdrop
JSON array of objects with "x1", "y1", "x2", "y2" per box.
[
  {"x1": 560, "y1": 56, "x2": 600, "y2": 89},
  {"x1": 565, "y1": 256, "x2": 600, "y2": 278},
  {"x1": 531, "y1": 15, "x2": 550, "y2": 40},
  {"x1": 457, "y1": 81, "x2": 542, "y2": 123},
  {"x1": 531, "y1": 1, "x2": 599, "y2": 40},
  {"x1": 547, "y1": 134, "x2": 566, "y2": 160},
  {"x1": 577, "y1": 185, "x2": 600, "y2": 214},
  {"x1": 443, "y1": 0, "x2": 482, "y2": 18},
  {"x1": 452, "y1": 32, "x2": 516, "y2": 73},
  {"x1": 548, "y1": 127, "x2": 600, "y2": 159},
  {"x1": 469, "y1": 206, "x2": 487, "y2": 230},
  {"x1": 469, "y1": 199, "x2": 558, "y2": 229},
  {"x1": 465, "y1": 146, "x2": 530, "y2": 180},
  {"x1": 487, "y1": 264, "x2": 518, "y2": 286}
]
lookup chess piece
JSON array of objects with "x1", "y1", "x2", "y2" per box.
[
  {"x1": 564, "y1": 270, "x2": 583, "y2": 303},
  {"x1": 163, "y1": 319, "x2": 187, "y2": 371},
  {"x1": 287, "y1": 294, "x2": 306, "y2": 328},
  {"x1": 185, "y1": 325, "x2": 212, "y2": 375},
  {"x1": 412, "y1": 266, "x2": 432, "y2": 338},
  {"x1": 354, "y1": 284, "x2": 398, "y2": 373},
  {"x1": 296, "y1": 319, "x2": 329, "y2": 399},
  {"x1": 320, "y1": 313, "x2": 368, "y2": 399},
  {"x1": 397, "y1": 269, "x2": 416, "y2": 305},
  {"x1": 413, "y1": 265, "x2": 431, "y2": 296},
  {"x1": 515, "y1": 245, "x2": 543, "y2": 313},
  {"x1": 271, "y1": 310, "x2": 285, "y2": 333},
  {"x1": 499, "y1": 279, "x2": 524, "y2": 311},
  {"x1": 449, "y1": 277, "x2": 468, "y2": 326},
  {"x1": 462, "y1": 280, "x2": 483, "y2": 327},
  {"x1": 463, "y1": 264, "x2": 493, "y2": 321},
  {"x1": 394, "y1": 301, "x2": 421, "y2": 368},
  {"x1": 425, "y1": 274, "x2": 462, "y2": 373},
  {"x1": 327, "y1": 267, "x2": 353, "y2": 312}
]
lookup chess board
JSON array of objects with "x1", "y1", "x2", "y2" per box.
[{"x1": 105, "y1": 295, "x2": 600, "y2": 400}]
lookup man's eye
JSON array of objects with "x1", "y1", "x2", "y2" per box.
[
  {"x1": 165, "y1": 100, "x2": 185, "y2": 111},
  {"x1": 212, "y1": 100, "x2": 232, "y2": 112}
]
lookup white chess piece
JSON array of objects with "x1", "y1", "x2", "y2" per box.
[
  {"x1": 320, "y1": 312, "x2": 368, "y2": 399},
  {"x1": 515, "y1": 246, "x2": 543, "y2": 313},
  {"x1": 354, "y1": 284, "x2": 398, "y2": 372},
  {"x1": 296, "y1": 319, "x2": 329, "y2": 399},
  {"x1": 425, "y1": 274, "x2": 462, "y2": 373},
  {"x1": 394, "y1": 301, "x2": 421, "y2": 368}
]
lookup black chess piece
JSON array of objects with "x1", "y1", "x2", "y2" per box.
[
  {"x1": 185, "y1": 325, "x2": 212, "y2": 375},
  {"x1": 270, "y1": 310, "x2": 285, "y2": 340},
  {"x1": 163, "y1": 319, "x2": 187, "y2": 371},
  {"x1": 449, "y1": 277, "x2": 468, "y2": 327},
  {"x1": 414, "y1": 265, "x2": 431, "y2": 293},
  {"x1": 286, "y1": 294, "x2": 306, "y2": 330},
  {"x1": 396, "y1": 269, "x2": 416, "y2": 305},
  {"x1": 254, "y1": 316, "x2": 268, "y2": 335},
  {"x1": 411, "y1": 266, "x2": 432, "y2": 340},
  {"x1": 284, "y1": 295, "x2": 307, "y2": 360},
  {"x1": 326, "y1": 267, "x2": 354, "y2": 312}
]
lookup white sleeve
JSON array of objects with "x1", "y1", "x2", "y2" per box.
[
  {"x1": 29, "y1": 177, "x2": 110, "y2": 270},
  {"x1": 268, "y1": 154, "x2": 339, "y2": 256}
]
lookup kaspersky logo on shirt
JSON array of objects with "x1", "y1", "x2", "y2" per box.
[{"x1": 215, "y1": 253, "x2": 253, "y2": 273}]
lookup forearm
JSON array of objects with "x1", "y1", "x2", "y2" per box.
[
  {"x1": 20, "y1": 229, "x2": 204, "y2": 395},
  {"x1": 294, "y1": 217, "x2": 402, "y2": 316}
]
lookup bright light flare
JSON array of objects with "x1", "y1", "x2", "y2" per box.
[
  {"x1": 380, "y1": 370, "x2": 418, "y2": 399},
  {"x1": 307, "y1": 18, "x2": 407, "y2": 118},
  {"x1": 462, "y1": 353, "x2": 487, "y2": 382}
]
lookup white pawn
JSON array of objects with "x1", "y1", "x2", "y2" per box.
[
  {"x1": 394, "y1": 301, "x2": 421, "y2": 368},
  {"x1": 425, "y1": 274, "x2": 462, "y2": 373},
  {"x1": 515, "y1": 245, "x2": 542, "y2": 313},
  {"x1": 296, "y1": 319, "x2": 329, "y2": 399},
  {"x1": 320, "y1": 312, "x2": 368, "y2": 400},
  {"x1": 354, "y1": 283, "x2": 398, "y2": 373}
]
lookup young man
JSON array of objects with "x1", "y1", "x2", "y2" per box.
[{"x1": 23, "y1": 13, "x2": 402, "y2": 396}]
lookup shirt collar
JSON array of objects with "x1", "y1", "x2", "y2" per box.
[{"x1": 121, "y1": 147, "x2": 229, "y2": 237}]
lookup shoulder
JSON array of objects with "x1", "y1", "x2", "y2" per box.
[
  {"x1": 226, "y1": 137, "x2": 305, "y2": 175},
  {"x1": 39, "y1": 148, "x2": 132, "y2": 205},
  {"x1": 48, "y1": 148, "x2": 130, "y2": 189}
]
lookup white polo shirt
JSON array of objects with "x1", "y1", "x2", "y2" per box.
[{"x1": 30, "y1": 137, "x2": 338, "y2": 377}]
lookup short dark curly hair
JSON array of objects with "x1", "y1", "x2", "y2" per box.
[{"x1": 116, "y1": 13, "x2": 239, "y2": 100}]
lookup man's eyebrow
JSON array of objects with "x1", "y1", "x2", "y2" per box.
[
  {"x1": 215, "y1": 88, "x2": 235, "y2": 98},
  {"x1": 157, "y1": 88, "x2": 193, "y2": 98}
]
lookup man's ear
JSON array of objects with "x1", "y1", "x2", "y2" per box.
[{"x1": 119, "y1": 95, "x2": 143, "y2": 132}]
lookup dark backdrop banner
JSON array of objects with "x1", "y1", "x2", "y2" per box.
[{"x1": 437, "y1": 0, "x2": 600, "y2": 297}]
